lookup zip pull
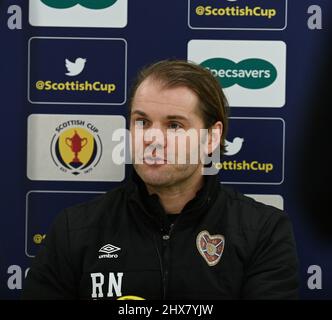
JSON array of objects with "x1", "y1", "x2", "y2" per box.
[{"x1": 162, "y1": 223, "x2": 175, "y2": 241}]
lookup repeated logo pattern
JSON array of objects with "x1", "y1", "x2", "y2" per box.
[{"x1": 24, "y1": 1, "x2": 289, "y2": 297}]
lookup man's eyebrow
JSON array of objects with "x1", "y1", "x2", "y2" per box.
[
  {"x1": 166, "y1": 115, "x2": 189, "y2": 121},
  {"x1": 131, "y1": 110, "x2": 148, "y2": 117},
  {"x1": 131, "y1": 110, "x2": 189, "y2": 121}
]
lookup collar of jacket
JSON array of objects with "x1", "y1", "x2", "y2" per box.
[{"x1": 126, "y1": 167, "x2": 220, "y2": 228}]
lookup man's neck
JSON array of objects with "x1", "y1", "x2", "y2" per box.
[{"x1": 145, "y1": 169, "x2": 204, "y2": 214}]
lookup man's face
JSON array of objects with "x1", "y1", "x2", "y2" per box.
[{"x1": 130, "y1": 78, "x2": 206, "y2": 188}]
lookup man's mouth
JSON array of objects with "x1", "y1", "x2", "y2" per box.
[{"x1": 143, "y1": 156, "x2": 167, "y2": 165}]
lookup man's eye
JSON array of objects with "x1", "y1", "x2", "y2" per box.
[
  {"x1": 168, "y1": 122, "x2": 182, "y2": 130},
  {"x1": 135, "y1": 119, "x2": 147, "y2": 128}
]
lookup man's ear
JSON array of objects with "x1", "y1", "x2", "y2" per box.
[{"x1": 206, "y1": 121, "x2": 223, "y2": 155}]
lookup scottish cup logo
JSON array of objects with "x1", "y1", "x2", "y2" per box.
[
  {"x1": 50, "y1": 122, "x2": 102, "y2": 176},
  {"x1": 40, "y1": 0, "x2": 118, "y2": 9}
]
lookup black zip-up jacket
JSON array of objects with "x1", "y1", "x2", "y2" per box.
[{"x1": 22, "y1": 172, "x2": 299, "y2": 300}]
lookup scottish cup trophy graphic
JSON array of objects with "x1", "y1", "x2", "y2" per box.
[{"x1": 65, "y1": 130, "x2": 88, "y2": 168}]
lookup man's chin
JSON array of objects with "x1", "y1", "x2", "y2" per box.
[
  {"x1": 134, "y1": 163, "x2": 174, "y2": 185},
  {"x1": 134, "y1": 162, "x2": 167, "y2": 173},
  {"x1": 133, "y1": 162, "x2": 201, "y2": 188}
]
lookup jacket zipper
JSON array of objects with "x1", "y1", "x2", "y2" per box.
[
  {"x1": 160, "y1": 222, "x2": 175, "y2": 300},
  {"x1": 132, "y1": 195, "x2": 212, "y2": 299},
  {"x1": 159, "y1": 196, "x2": 212, "y2": 299}
]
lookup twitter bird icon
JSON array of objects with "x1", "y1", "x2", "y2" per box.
[
  {"x1": 65, "y1": 57, "x2": 87, "y2": 77},
  {"x1": 225, "y1": 137, "x2": 244, "y2": 156}
]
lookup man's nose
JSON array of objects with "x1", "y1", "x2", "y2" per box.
[{"x1": 144, "y1": 126, "x2": 167, "y2": 149}]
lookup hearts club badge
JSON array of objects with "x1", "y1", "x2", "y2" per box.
[{"x1": 196, "y1": 230, "x2": 225, "y2": 266}]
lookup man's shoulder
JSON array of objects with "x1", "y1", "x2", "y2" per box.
[
  {"x1": 218, "y1": 185, "x2": 287, "y2": 232},
  {"x1": 55, "y1": 184, "x2": 128, "y2": 231}
]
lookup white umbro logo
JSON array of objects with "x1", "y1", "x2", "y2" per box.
[
  {"x1": 98, "y1": 244, "x2": 121, "y2": 259},
  {"x1": 99, "y1": 244, "x2": 121, "y2": 254}
]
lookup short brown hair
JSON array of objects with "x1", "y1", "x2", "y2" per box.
[{"x1": 129, "y1": 59, "x2": 229, "y2": 155}]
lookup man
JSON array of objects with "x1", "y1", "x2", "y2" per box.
[{"x1": 22, "y1": 60, "x2": 299, "y2": 299}]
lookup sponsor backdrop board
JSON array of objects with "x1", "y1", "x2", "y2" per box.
[
  {"x1": 219, "y1": 117, "x2": 285, "y2": 184},
  {"x1": 0, "y1": 0, "x2": 331, "y2": 299},
  {"x1": 28, "y1": 37, "x2": 127, "y2": 105},
  {"x1": 29, "y1": 0, "x2": 128, "y2": 28},
  {"x1": 25, "y1": 190, "x2": 105, "y2": 257},
  {"x1": 188, "y1": 40, "x2": 286, "y2": 107},
  {"x1": 188, "y1": 0, "x2": 288, "y2": 30},
  {"x1": 27, "y1": 114, "x2": 125, "y2": 181}
]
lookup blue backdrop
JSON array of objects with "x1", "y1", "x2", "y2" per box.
[{"x1": 0, "y1": 0, "x2": 331, "y2": 299}]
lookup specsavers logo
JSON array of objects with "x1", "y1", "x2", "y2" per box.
[
  {"x1": 187, "y1": 40, "x2": 286, "y2": 108},
  {"x1": 201, "y1": 58, "x2": 277, "y2": 89},
  {"x1": 41, "y1": 0, "x2": 118, "y2": 9},
  {"x1": 51, "y1": 121, "x2": 102, "y2": 176},
  {"x1": 29, "y1": 0, "x2": 127, "y2": 28}
]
